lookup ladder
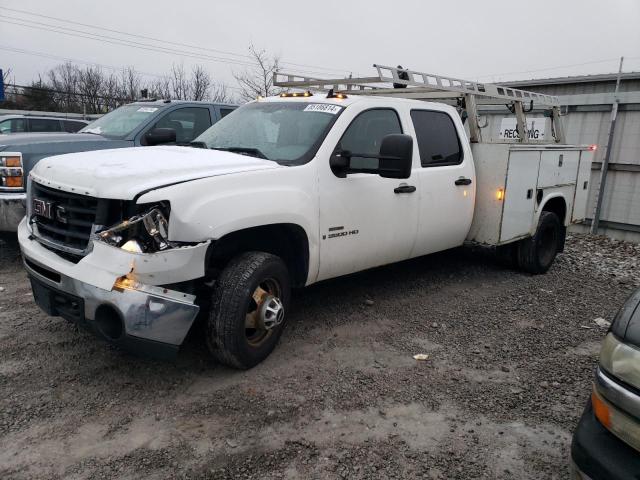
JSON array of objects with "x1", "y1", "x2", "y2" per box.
[{"x1": 273, "y1": 64, "x2": 566, "y2": 144}]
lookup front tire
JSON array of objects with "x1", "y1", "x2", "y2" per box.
[
  {"x1": 206, "y1": 252, "x2": 291, "y2": 369},
  {"x1": 516, "y1": 211, "x2": 561, "y2": 274}
]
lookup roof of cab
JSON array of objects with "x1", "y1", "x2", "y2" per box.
[
  {"x1": 258, "y1": 93, "x2": 458, "y2": 114},
  {"x1": 128, "y1": 99, "x2": 238, "y2": 108}
]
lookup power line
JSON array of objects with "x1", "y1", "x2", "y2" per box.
[
  {"x1": 1, "y1": 7, "x2": 352, "y2": 76},
  {"x1": 0, "y1": 17, "x2": 261, "y2": 69},
  {"x1": 0, "y1": 45, "x2": 166, "y2": 80},
  {"x1": 0, "y1": 17, "x2": 345, "y2": 79},
  {"x1": 0, "y1": 45, "x2": 245, "y2": 93}
]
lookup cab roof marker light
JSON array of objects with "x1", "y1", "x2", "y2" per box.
[
  {"x1": 326, "y1": 88, "x2": 347, "y2": 100},
  {"x1": 279, "y1": 91, "x2": 313, "y2": 98}
]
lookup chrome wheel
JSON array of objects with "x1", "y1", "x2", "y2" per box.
[{"x1": 245, "y1": 279, "x2": 284, "y2": 347}]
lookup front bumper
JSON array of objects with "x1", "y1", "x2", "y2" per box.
[
  {"x1": 571, "y1": 399, "x2": 640, "y2": 480},
  {"x1": 18, "y1": 218, "x2": 206, "y2": 358},
  {"x1": 0, "y1": 192, "x2": 26, "y2": 232}
]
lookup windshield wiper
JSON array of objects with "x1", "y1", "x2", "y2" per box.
[{"x1": 212, "y1": 146, "x2": 268, "y2": 160}]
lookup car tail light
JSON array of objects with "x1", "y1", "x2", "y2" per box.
[{"x1": 0, "y1": 153, "x2": 24, "y2": 190}]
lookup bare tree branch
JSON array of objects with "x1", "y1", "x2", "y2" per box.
[
  {"x1": 233, "y1": 44, "x2": 282, "y2": 101},
  {"x1": 170, "y1": 63, "x2": 190, "y2": 100},
  {"x1": 77, "y1": 66, "x2": 104, "y2": 113},
  {"x1": 190, "y1": 65, "x2": 212, "y2": 101}
]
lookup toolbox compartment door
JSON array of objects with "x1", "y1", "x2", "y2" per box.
[
  {"x1": 538, "y1": 150, "x2": 580, "y2": 187},
  {"x1": 572, "y1": 151, "x2": 593, "y2": 222},
  {"x1": 500, "y1": 150, "x2": 540, "y2": 242}
]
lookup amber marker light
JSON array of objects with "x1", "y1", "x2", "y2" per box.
[
  {"x1": 496, "y1": 188, "x2": 505, "y2": 201},
  {"x1": 6, "y1": 176, "x2": 23, "y2": 188},
  {"x1": 5, "y1": 157, "x2": 21, "y2": 167},
  {"x1": 592, "y1": 388, "x2": 611, "y2": 429}
]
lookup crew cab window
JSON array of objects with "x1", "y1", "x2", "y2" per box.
[
  {"x1": 62, "y1": 120, "x2": 86, "y2": 133},
  {"x1": 29, "y1": 118, "x2": 62, "y2": 133},
  {"x1": 410, "y1": 110, "x2": 462, "y2": 167},
  {"x1": 0, "y1": 118, "x2": 27, "y2": 133},
  {"x1": 337, "y1": 109, "x2": 402, "y2": 170},
  {"x1": 220, "y1": 108, "x2": 234, "y2": 118},
  {"x1": 154, "y1": 107, "x2": 212, "y2": 144}
]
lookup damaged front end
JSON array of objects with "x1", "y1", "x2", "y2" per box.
[
  {"x1": 19, "y1": 199, "x2": 210, "y2": 358},
  {"x1": 97, "y1": 206, "x2": 175, "y2": 254}
]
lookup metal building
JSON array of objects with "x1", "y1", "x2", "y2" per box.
[{"x1": 481, "y1": 72, "x2": 640, "y2": 241}]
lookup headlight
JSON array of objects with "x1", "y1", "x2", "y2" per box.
[
  {"x1": 97, "y1": 207, "x2": 173, "y2": 253},
  {"x1": 600, "y1": 333, "x2": 640, "y2": 390},
  {"x1": 0, "y1": 153, "x2": 24, "y2": 190}
]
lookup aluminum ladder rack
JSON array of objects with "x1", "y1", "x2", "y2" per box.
[{"x1": 274, "y1": 64, "x2": 565, "y2": 144}]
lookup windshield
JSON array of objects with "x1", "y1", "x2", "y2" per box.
[
  {"x1": 195, "y1": 102, "x2": 343, "y2": 165},
  {"x1": 80, "y1": 104, "x2": 162, "y2": 139}
]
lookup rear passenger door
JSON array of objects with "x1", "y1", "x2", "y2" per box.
[
  {"x1": 410, "y1": 109, "x2": 475, "y2": 257},
  {"x1": 28, "y1": 118, "x2": 63, "y2": 133}
]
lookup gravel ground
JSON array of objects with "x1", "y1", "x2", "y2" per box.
[{"x1": 0, "y1": 233, "x2": 639, "y2": 479}]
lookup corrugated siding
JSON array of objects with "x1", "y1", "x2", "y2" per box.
[
  {"x1": 589, "y1": 170, "x2": 640, "y2": 225},
  {"x1": 505, "y1": 78, "x2": 640, "y2": 95}
]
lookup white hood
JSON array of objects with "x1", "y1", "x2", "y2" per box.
[{"x1": 30, "y1": 146, "x2": 281, "y2": 199}]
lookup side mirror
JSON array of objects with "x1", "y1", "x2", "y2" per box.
[
  {"x1": 378, "y1": 134, "x2": 413, "y2": 179},
  {"x1": 144, "y1": 127, "x2": 176, "y2": 146},
  {"x1": 329, "y1": 134, "x2": 413, "y2": 179}
]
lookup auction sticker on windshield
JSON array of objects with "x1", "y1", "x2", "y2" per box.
[
  {"x1": 137, "y1": 107, "x2": 158, "y2": 113},
  {"x1": 303, "y1": 104, "x2": 342, "y2": 114}
]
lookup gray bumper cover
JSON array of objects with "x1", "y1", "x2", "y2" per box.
[
  {"x1": 23, "y1": 254, "x2": 200, "y2": 351},
  {"x1": 0, "y1": 192, "x2": 26, "y2": 232}
]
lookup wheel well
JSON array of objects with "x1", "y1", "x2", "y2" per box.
[
  {"x1": 541, "y1": 196, "x2": 567, "y2": 224},
  {"x1": 207, "y1": 224, "x2": 310, "y2": 287}
]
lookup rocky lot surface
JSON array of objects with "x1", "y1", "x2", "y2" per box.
[{"x1": 1, "y1": 233, "x2": 639, "y2": 479}]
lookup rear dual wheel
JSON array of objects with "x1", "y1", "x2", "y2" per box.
[
  {"x1": 205, "y1": 251, "x2": 290, "y2": 369},
  {"x1": 498, "y1": 211, "x2": 562, "y2": 274}
]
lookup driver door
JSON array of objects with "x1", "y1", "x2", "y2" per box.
[{"x1": 317, "y1": 108, "x2": 419, "y2": 281}]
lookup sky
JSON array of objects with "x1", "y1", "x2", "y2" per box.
[{"x1": 1, "y1": 0, "x2": 639, "y2": 98}]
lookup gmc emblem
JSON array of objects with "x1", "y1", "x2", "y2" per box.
[{"x1": 32, "y1": 198, "x2": 54, "y2": 220}]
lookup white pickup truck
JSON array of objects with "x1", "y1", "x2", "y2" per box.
[{"x1": 17, "y1": 66, "x2": 594, "y2": 368}]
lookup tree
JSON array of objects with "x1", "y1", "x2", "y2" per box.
[
  {"x1": 190, "y1": 65, "x2": 211, "y2": 101},
  {"x1": 22, "y1": 76, "x2": 56, "y2": 111},
  {"x1": 77, "y1": 66, "x2": 104, "y2": 113},
  {"x1": 48, "y1": 62, "x2": 80, "y2": 112},
  {"x1": 149, "y1": 76, "x2": 171, "y2": 100},
  {"x1": 102, "y1": 73, "x2": 122, "y2": 111},
  {"x1": 210, "y1": 82, "x2": 231, "y2": 103},
  {"x1": 170, "y1": 63, "x2": 190, "y2": 100},
  {"x1": 119, "y1": 67, "x2": 142, "y2": 102},
  {"x1": 234, "y1": 45, "x2": 282, "y2": 101}
]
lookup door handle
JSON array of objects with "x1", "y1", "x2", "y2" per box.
[
  {"x1": 394, "y1": 184, "x2": 416, "y2": 194},
  {"x1": 455, "y1": 177, "x2": 472, "y2": 186}
]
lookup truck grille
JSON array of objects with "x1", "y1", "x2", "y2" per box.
[{"x1": 31, "y1": 182, "x2": 99, "y2": 252}]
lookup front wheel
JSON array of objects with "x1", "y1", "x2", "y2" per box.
[
  {"x1": 205, "y1": 251, "x2": 291, "y2": 369},
  {"x1": 516, "y1": 211, "x2": 561, "y2": 274}
]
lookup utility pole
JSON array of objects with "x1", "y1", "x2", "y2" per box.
[{"x1": 591, "y1": 56, "x2": 624, "y2": 234}]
